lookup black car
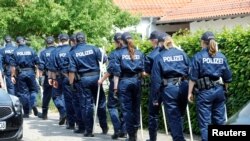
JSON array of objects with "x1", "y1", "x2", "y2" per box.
[
  {"x1": 226, "y1": 101, "x2": 250, "y2": 125},
  {"x1": 0, "y1": 89, "x2": 23, "y2": 141}
]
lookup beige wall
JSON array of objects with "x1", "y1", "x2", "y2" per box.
[{"x1": 190, "y1": 16, "x2": 250, "y2": 32}]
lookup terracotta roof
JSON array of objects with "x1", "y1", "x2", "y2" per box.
[
  {"x1": 113, "y1": 0, "x2": 191, "y2": 17},
  {"x1": 159, "y1": 0, "x2": 250, "y2": 23}
]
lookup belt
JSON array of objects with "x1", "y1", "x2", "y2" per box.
[
  {"x1": 120, "y1": 73, "x2": 140, "y2": 78},
  {"x1": 162, "y1": 77, "x2": 181, "y2": 86},
  {"x1": 19, "y1": 68, "x2": 34, "y2": 71},
  {"x1": 78, "y1": 71, "x2": 99, "y2": 77}
]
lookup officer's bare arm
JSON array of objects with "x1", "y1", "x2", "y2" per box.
[
  {"x1": 99, "y1": 72, "x2": 111, "y2": 84},
  {"x1": 11, "y1": 66, "x2": 16, "y2": 77},
  {"x1": 113, "y1": 76, "x2": 119, "y2": 90},
  {"x1": 188, "y1": 80, "x2": 196, "y2": 102},
  {"x1": 0, "y1": 71, "x2": 4, "y2": 88},
  {"x1": 69, "y1": 72, "x2": 75, "y2": 85}
]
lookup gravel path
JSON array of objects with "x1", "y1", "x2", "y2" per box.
[{"x1": 21, "y1": 112, "x2": 200, "y2": 141}]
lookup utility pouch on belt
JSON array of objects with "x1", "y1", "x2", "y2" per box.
[{"x1": 195, "y1": 77, "x2": 223, "y2": 90}]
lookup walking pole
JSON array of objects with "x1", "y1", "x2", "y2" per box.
[
  {"x1": 93, "y1": 45, "x2": 105, "y2": 133},
  {"x1": 186, "y1": 105, "x2": 194, "y2": 141},
  {"x1": 140, "y1": 105, "x2": 144, "y2": 141},
  {"x1": 161, "y1": 104, "x2": 169, "y2": 135},
  {"x1": 224, "y1": 104, "x2": 228, "y2": 122}
]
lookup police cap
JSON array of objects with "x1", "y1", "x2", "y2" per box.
[
  {"x1": 59, "y1": 33, "x2": 69, "y2": 41},
  {"x1": 76, "y1": 32, "x2": 86, "y2": 41},
  {"x1": 46, "y1": 36, "x2": 54, "y2": 44},
  {"x1": 149, "y1": 31, "x2": 160, "y2": 40},
  {"x1": 121, "y1": 32, "x2": 132, "y2": 42},
  {"x1": 201, "y1": 31, "x2": 215, "y2": 42},
  {"x1": 70, "y1": 34, "x2": 76, "y2": 41},
  {"x1": 4, "y1": 35, "x2": 12, "y2": 42},
  {"x1": 158, "y1": 32, "x2": 170, "y2": 42},
  {"x1": 113, "y1": 33, "x2": 122, "y2": 42},
  {"x1": 16, "y1": 36, "x2": 24, "y2": 43}
]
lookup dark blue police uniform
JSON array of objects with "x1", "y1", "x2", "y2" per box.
[
  {"x1": 38, "y1": 36, "x2": 66, "y2": 120},
  {"x1": 1, "y1": 41, "x2": 16, "y2": 95},
  {"x1": 189, "y1": 41, "x2": 232, "y2": 140},
  {"x1": 113, "y1": 32, "x2": 145, "y2": 141},
  {"x1": 52, "y1": 34, "x2": 76, "y2": 127},
  {"x1": 106, "y1": 33, "x2": 126, "y2": 139},
  {"x1": 10, "y1": 37, "x2": 40, "y2": 116},
  {"x1": 151, "y1": 47, "x2": 190, "y2": 141},
  {"x1": 69, "y1": 32, "x2": 108, "y2": 136}
]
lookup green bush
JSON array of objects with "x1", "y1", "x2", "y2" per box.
[{"x1": 139, "y1": 26, "x2": 250, "y2": 135}]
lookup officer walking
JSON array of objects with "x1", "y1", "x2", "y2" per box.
[
  {"x1": 47, "y1": 35, "x2": 67, "y2": 125},
  {"x1": 1, "y1": 35, "x2": 16, "y2": 95},
  {"x1": 144, "y1": 31, "x2": 164, "y2": 141},
  {"x1": 188, "y1": 31, "x2": 232, "y2": 141},
  {"x1": 37, "y1": 36, "x2": 65, "y2": 120},
  {"x1": 10, "y1": 36, "x2": 40, "y2": 118},
  {"x1": 50, "y1": 33, "x2": 76, "y2": 128},
  {"x1": 68, "y1": 32, "x2": 108, "y2": 137},
  {"x1": 151, "y1": 35, "x2": 189, "y2": 141},
  {"x1": 98, "y1": 33, "x2": 127, "y2": 139},
  {"x1": 113, "y1": 32, "x2": 145, "y2": 141},
  {"x1": 68, "y1": 34, "x2": 85, "y2": 134}
]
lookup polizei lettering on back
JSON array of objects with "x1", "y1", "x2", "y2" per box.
[
  {"x1": 5, "y1": 49, "x2": 14, "y2": 54},
  {"x1": 59, "y1": 53, "x2": 66, "y2": 57},
  {"x1": 76, "y1": 50, "x2": 94, "y2": 57},
  {"x1": 16, "y1": 51, "x2": 32, "y2": 56},
  {"x1": 203, "y1": 58, "x2": 223, "y2": 64},
  {"x1": 163, "y1": 55, "x2": 183, "y2": 62},
  {"x1": 45, "y1": 53, "x2": 50, "y2": 57},
  {"x1": 122, "y1": 55, "x2": 140, "y2": 60}
]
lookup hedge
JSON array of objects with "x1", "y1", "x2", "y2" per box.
[{"x1": 138, "y1": 26, "x2": 250, "y2": 135}]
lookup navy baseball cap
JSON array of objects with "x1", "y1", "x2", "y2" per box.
[
  {"x1": 5, "y1": 35, "x2": 12, "y2": 42},
  {"x1": 113, "y1": 33, "x2": 122, "y2": 42},
  {"x1": 121, "y1": 32, "x2": 132, "y2": 41},
  {"x1": 149, "y1": 31, "x2": 160, "y2": 40},
  {"x1": 70, "y1": 34, "x2": 76, "y2": 41},
  {"x1": 16, "y1": 36, "x2": 24, "y2": 43},
  {"x1": 158, "y1": 32, "x2": 170, "y2": 42},
  {"x1": 46, "y1": 36, "x2": 54, "y2": 44},
  {"x1": 76, "y1": 32, "x2": 86, "y2": 41},
  {"x1": 201, "y1": 31, "x2": 215, "y2": 42},
  {"x1": 59, "y1": 33, "x2": 69, "y2": 41}
]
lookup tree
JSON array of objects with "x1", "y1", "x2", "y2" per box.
[{"x1": 0, "y1": 0, "x2": 139, "y2": 49}]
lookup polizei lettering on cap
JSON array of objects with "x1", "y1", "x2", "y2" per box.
[
  {"x1": 76, "y1": 50, "x2": 93, "y2": 57},
  {"x1": 122, "y1": 55, "x2": 140, "y2": 60},
  {"x1": 17, "y1": 51, "x2": 32, "y2": 56},
  {"x1": 163, "y1": 55, "x2": 183, "y2": 62},
  {"x1": 203, "y1": 58, "x2": 223, "y2": 64}
]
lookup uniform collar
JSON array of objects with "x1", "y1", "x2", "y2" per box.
[
  {"x1": 77, "y1": 43, "x2": 86, "y2": 46},
  {"x1": 18, "y1": 44, "x2": 27, "y2": 48},
  {"x1": 47, "y1": 46, "x2": 55, "y2": 48}
]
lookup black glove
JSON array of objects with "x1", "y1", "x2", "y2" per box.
[
  {"x1": 38, "y1": 76, "x2": 45, "y2": 86},
  {"x1": 113, "y1": 89, "x2": 118, "y2": 100},
  {"x1": 68, "y1": 83, "x2": 77, "y2": 93}
]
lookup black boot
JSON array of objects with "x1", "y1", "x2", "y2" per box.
[
  {"x1": 38, "y1": 109, "x2": 48, "y2": 120},
  {"x1": 59, "y1": 115, "x2": 66, "y2": 125},
  {"x1": 32, "y1": 107, "x2": 38, "y2": 116},
  {"x1": 111, "y1": 132, "x2": 120, "y2": 139}
]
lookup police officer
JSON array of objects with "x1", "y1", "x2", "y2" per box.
[
  {"x1": 188, "y1": 31, "x2": 232, "y2": 141},
  {"x1": 51, "y1": 33, "x2": 76, "y2": 128},
  {"x1": 113, "y1": 32, "x2": 145, "y2": 141},
  {"x1": 1, "y1": 35, "x2": 16, "y2": 95},
  {"x1": 144, "y1": 31, "x2": 164, "y2": 141},
  {"x1": 68, "y1": 32, "x2": 108, "y2": 137},
  {"x1": 151, "y1": 35, "x2": 189, "y2": 141},
  {"x1": 10, "y1": 36, "x2": 40, "y2": 118},
  {"x1": 37, "y1": 36, "x2": 65, "y2": 120},
  {"x1": 47, "y1": 34, "x2": 67, "y2": 125},
  {"x1": 68, "y1": 34, "x2": 85, "y2": 134},
  {"x1": 98, "y1": 33, "x2": 127, "y2": 139}
]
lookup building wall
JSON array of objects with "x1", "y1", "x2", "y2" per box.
[
  {"x1": 190, "y1": 16, "x2": 250, "y2": 32},
  {"x1": 151, "y1": 23, "x2": 189, "y2": 35}
]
